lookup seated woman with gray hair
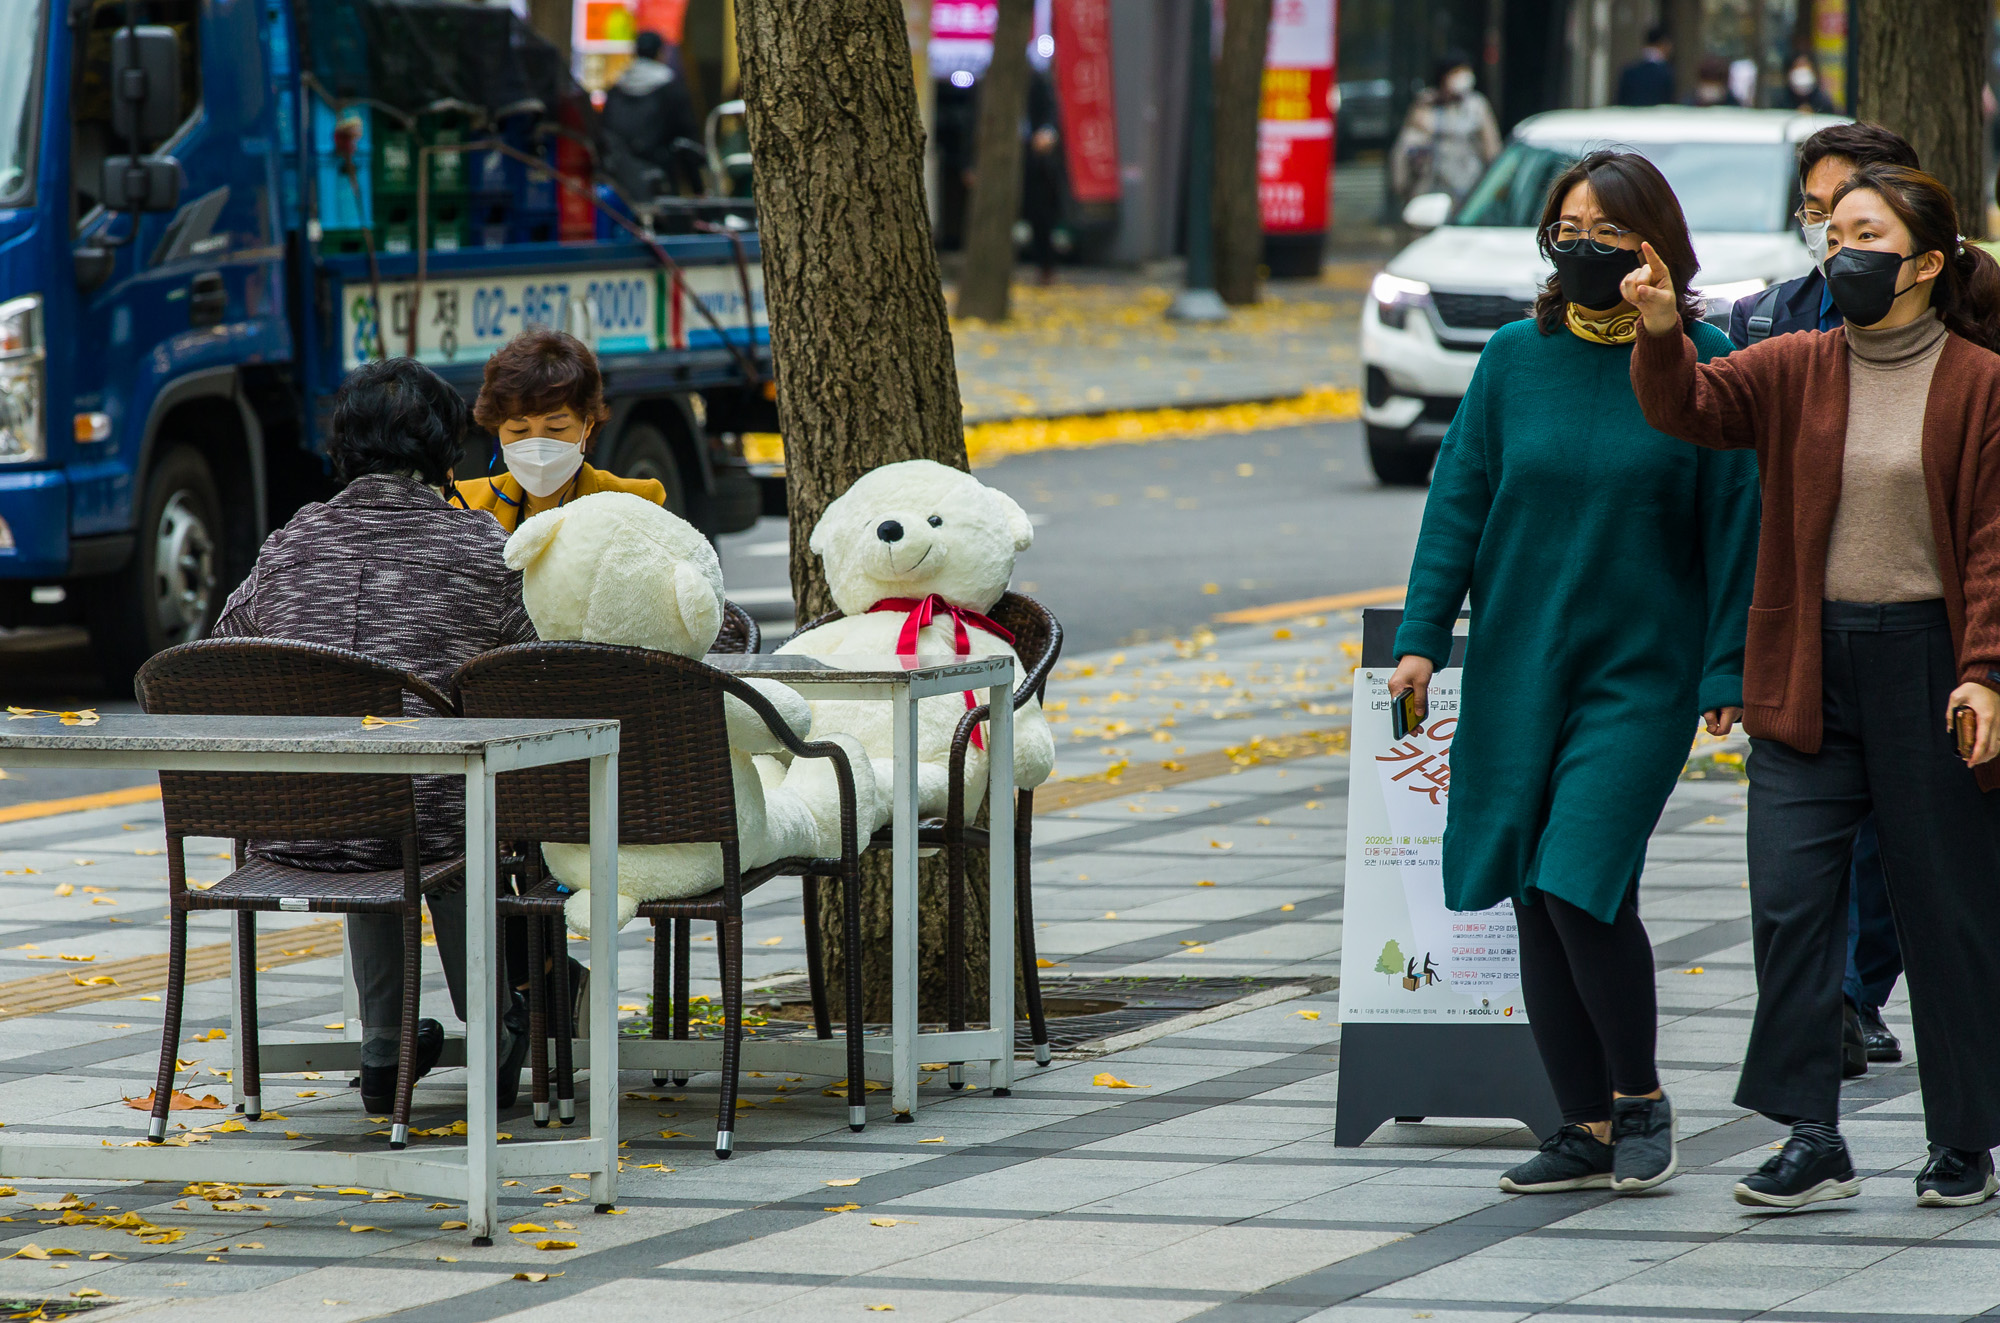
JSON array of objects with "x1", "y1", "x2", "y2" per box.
[{"x1": 212, "y1": 357, "x2": 537, "y2": 1113}]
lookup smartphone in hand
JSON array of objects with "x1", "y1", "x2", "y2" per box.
[
  {"x1": 1391, "y1": 685, "x2": 1427, "y2": 740},
  {"x1": 1955, "y1": 705, "x2": 1978, "y2": 762}
]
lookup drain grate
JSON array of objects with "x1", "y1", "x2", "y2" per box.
[{"x1": 621, "y1": 975, "x2": 1316, "y2": 1053}]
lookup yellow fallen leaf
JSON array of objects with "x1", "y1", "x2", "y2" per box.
[
  {"x1": 868, "y1": 1307, "x2": 895, "y2": 1312},
  {"x1": 1035, "y1": 957, "x2": 1066, "y2": 968},
  {"x1": 1683, "y1": 967, "x2": 1705, "y2": 975},
  {"x1": 918, "y1": 1137, "x2": 946, "y2": 1144},
  {"x1": 825, "y1": 1203, "x2": 861, "y2": 1212},
  {"x1": 1209, "y1": 840, "x2": 1232, "y2": 849},
  {"x1": 236, "y1": 1242, "x2": 262, "y2": 1249},
  {"x1": 1194, "y1": 879, "x2": 1215, "y2": 887},
  {"x1": 824, "y1": 1178, "x2": 860, "y2": 1187},
  {"x1": 192, "y1": 1028, "x2": 226, "y2": 1042},
  {"x1": 535, "y1": 1239, "x2": 576, "y2": 1251},
  {"x1": 1202, "y1": 583, "x2": 1220, "y2": 594},
  {"x1": 295, "y1": 1090, "x2": 319, "y2": 1098},
  {"x1": 139, "y1": 994, "x2": 161, "y2": 1001},
  {"x1": 1103, "y1": 911, "x2": 1117, "y2": 919},
  {"x1": 87, "y1": 1253, "x2": 119, "y2": 1261},
  {"x1": 323, "y1": 1022, "x2": 344, "y2": 1030},
  {"x1": 58, "y1": 953, "x2": 93, "y2": 962},
  {"x1": 1280, "y1": 903, "x2": 1295, "y2": 912},
  {"x1": 1294, "y1": 1010, "x2": 1321, "y2": 1020},
  {"x1": 759, "y1": 936, "x2": 783, "y2": 946},
  {"x1": 1178, "y1": 940, "x2": 1202, "y2": 947},
  {"x1": 71, "y1": 1288, "x2": 103, "y2": 1298},
  {"x1": 509, "y1": 1222, "x2": 546, "y2": 1233},
  {"x1": 12, "y1": 1244, "x2": 49, "y2": 1259},
  {"x1": 1304, "y1": 800, "x2": 1320, "y2": 809},
  {"x1": 552, "y1": 1220, "x2": 576, "y2": 1230},
  {"x1": 513, "y1": 1272, "x2": 560, "y2": 1282},
  {"x1": 440, "y1": 1221, "x2": 468, "y2": 1230},
  {"x1": 869, "y1": 1217, "x2": 906, "y2": 1227},
  {"x1": 51, "y1": 882, "x2": 70, "y2": 895},
  {"x1": 73, "y1": 975, "x2": 116, "y2": 987},
  {"x1": 1092, "y1": 1073, "x2": 1145, "y2": 1089},
  {"x1": 348, "y1": 1225, "x2": 386, "y2": 1233},
  {"x1": 659, "y1": 1130, "x2": 688, "y2": 1139}
]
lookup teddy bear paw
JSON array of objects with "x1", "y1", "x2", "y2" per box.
[{"x1": 563, "y1": 888, "x2": 642, "y2": 938}]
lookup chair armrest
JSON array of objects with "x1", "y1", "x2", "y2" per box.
[
  {"x1": 943, "y1": 701, "x2": 991, "y2": 832},
  {"x1": 719, "y1": 672, "x2": 865, "y2": 858},
  {"x1": 404, "y1": 674, "x2": 461, "y2": 718}
]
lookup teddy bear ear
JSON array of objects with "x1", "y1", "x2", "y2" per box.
[
  {"x1": 671, "y1": 560, "x2": 724, "y2": 652},
  {"x1": 503, "y1": 506, "x2": 568, "y2": 571},
  {"x1": 990, "y1": 487, "x2": 1035, "y2": 552}
]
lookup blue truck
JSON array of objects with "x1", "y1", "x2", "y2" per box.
[{"x1": 0, "y1": 0, "x2": 771, "y2": 678}]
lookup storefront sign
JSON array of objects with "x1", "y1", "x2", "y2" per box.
[
  {"x1": 1338, "y1": 668, "x2": 1526, "y2": 1023},
  {"x1": 1258, "y1": 0, "x2": 1335, "y2": 234},
  {"x1": 1051, "y1": 0, "x2": 1119, "y2": 204}
]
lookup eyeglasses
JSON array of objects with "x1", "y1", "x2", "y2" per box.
[
  {"x1": 1545, "y1": 221, "x2": 1637, "y2": 254},
  {"x1": 1794, "y1": 207, "x2": 1831, "y2": 227}
]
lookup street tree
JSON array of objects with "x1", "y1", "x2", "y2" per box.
[
  {"x1": 1855, "y1": 0, "x2": 1989, "y2": 238},
  {"x1": 956, "y1": 0, "x2": 1036, "y2": 322},
  {"x1": 735, "y1": 0, "x2": 988, "y2": 1021},
  {"x1": 1213, "y1": 0, "x2": 1273, "y2": 306}
]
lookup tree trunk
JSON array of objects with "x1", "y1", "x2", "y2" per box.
[
  {"x1": 526, "y1": 0, "x2": 571, "y2": 66},
  {"x1": 1855, "y1": 0, "x2": 1989, "y2": 239},
  {"x1": 1667, "y1": 0, "x2": 1703, "y2": 100},
  {"x1": 1213, "y1": 0, "x2": 1272, "y2": 306},
  {"x1": 955, "y1": 0, "x2": 1035, "y2": 322},
  {"x1": 735, "y1": 0, "x2": 987, "y2": 1024}
]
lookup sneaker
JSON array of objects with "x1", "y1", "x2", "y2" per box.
[
  {"x1": 359, "y1": 1019, "x2": 445, "y2": 1113},
  {"x1": 1842, "y1": 1003, "x2": 1867, "y2": 1078},
  {"x1": 1610, "y1": 1094, "x2": 1678, "y2": 1192},
  {"x1": 1858, "y1": 1004, "x2": 1903, "y2": 1063},
  {"x1": 1916, "y1": 1145, "x2": 1999, "y2": 1207},
  {"x1": 1733, "y1": 1129, "x2": 1860, "y2": 1208},
  {"x1": 1499, "y1": 1124, "x2": 1615, "y2": 1193}
]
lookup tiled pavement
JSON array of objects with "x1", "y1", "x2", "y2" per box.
[{"x1": 0, "y1": 615, "x2": 1973, "y2": 1323}]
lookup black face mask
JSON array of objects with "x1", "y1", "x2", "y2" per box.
[
  {"x1": 1552, "y1": 245, "x2": 1644, "y2": 312},
  {"x1": 1824, "y1": 245, "x2": 1924, "y2": 327}
]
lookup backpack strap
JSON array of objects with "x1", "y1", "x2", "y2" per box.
[{"x1": 1744, "y1": 282, "x2": 1784, "y2": 343}]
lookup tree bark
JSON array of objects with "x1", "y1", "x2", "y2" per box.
[
  {"x1": 955, "y1": 0, "x2": 1035, "y2": 322},
  {"x1": 1667, "y1": 0, "x2": 1703, "y2": 100},
  {"x1": 1213, "y1": 0, "x2": 1272, "y2": 306},
  {"x1": 735, "y1": 0, "x2": 986, "y2": 1024},
  {"x1": 1855, "y1": 0, "x2": 1989, "y2": 239}
]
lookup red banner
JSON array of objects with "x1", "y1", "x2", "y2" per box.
[
  {"x1": 1259, "y1": 0, "x2": 1336, "y2": 235},
  {"x1": 1051, "y1": 0, "x2": 1120, "y2": 205}
]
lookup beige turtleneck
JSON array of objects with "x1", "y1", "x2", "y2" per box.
[{"x1": 1824, "y1": 308, "x2": 1946, "y2": 603}]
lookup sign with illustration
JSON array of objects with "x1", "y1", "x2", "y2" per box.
[{"x1": 1338, "y1": 667, "x2": 1525, "y2": 1023}]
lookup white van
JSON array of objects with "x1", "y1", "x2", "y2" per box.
[{"x1": 1361, "y1": 107, "x2": 1843, "y2": 485}]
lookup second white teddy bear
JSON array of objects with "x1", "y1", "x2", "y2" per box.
[
  {"x1": 503, "y1": 491, "x2": 884, "y2": 935},
  {"x1": 776, "y1": 460, "x2": 1057, "y2": 821}
]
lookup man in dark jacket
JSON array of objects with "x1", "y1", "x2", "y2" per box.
[
  {"x1": 1727, "y1": 121, "x2": 1920, "y2": 1077},
  {"x1": 602, "y1": 30, "x2": 697, "y2": 196},
  {"x1": 1614, "y1": 26, "x2": 1675, "y2": 107}
]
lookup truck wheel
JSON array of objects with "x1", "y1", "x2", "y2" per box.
[
  {"x1": 86, "y1": 446, "x2": 224, "y2": 685},
  {"x1": 1367, "y1": 425, "x2": 1436, "y2": 488},
  {"x1": 607, "y1": 421, "x2": 687, "y2": 517}
]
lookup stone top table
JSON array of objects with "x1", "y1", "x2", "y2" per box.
[
  {"x1": 680, "y1": 651, "x2": 1022, "y2": 1120},
  {"x1": 0, "y1": 713, "x2": 621, "y2": 1244}
]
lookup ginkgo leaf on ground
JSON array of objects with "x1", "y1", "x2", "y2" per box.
[
  {"x1": 1092, "y1": 1073, "x2": 1146, "y2": 1088},
  {"x1": 1295, "y1": 1010, "x2": 1321, "y2": 1020}
]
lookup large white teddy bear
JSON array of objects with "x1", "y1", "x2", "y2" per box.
[
  {"x1": 778, "y1": 460, "x2": 1058, "y2": 820},
  {"x1": 502, "y1": 491, "x2": 884, "y2": 936}
]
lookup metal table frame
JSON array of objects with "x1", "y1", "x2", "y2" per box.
[
  {"x1": 0, "y1": 716, "x2": 621, "y2": 1244},
  {"x1": 653, "y1": 652, "x2": 1020, "y2": 1118}
]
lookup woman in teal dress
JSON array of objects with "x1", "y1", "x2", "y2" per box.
[{"x1": 1386, "y1": 150, "x2": 1759, "y2": 1197}]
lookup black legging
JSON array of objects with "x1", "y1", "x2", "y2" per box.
[{"x1": 1514, "y1": 885, "x2": 1660, "y2": 1124}]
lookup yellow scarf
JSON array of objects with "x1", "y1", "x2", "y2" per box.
[{"x1": 1565, "y1": 303, "x2": 1641, "y2": 345}]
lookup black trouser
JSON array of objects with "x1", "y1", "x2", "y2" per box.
[
  {"x1": 1515, "y1": 884, "x2": 1661, "y2": 1125},
  {"x1": 1739, "y1": 599, "x2": 2000, "y2": 1149}
]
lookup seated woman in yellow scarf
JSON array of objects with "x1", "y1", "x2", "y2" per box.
[{"x1": 454, "y1": 327, "x2": 665, "y2": 528}]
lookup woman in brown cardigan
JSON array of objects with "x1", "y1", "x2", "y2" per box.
[{"x1": 1626, "y1": 165, "x2": 2000, "y2": 1211}]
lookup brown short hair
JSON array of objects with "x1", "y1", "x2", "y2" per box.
[
  {"x1": 471, "y1": 328, "x2": 612, "y2": 432},
  {"x1": 1531, "y1": 149, "x2": 1705, "y2": 335}
]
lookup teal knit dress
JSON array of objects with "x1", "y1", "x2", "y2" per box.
[{"x1": 1392, "y1": 316, "x2": 1758, "y2": 924}]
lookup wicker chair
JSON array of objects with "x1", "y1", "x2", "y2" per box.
[
  {"x1": 133, "y1": 638, "x2": 462, "y2": 1149},
  {"x1": 452, "y1": 642, "x2": 869, "y2": 1157},
  {"x1": 788, "y1": 591, "x2": 1063, "y2": 1073},
  {"x1": 716, "y1": 599, "x2": 761, "y2": 655}
]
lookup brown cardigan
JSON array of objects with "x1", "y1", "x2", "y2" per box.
[{"x1": 1630, "y1": 323, "x2": 2000, "y2": 788}]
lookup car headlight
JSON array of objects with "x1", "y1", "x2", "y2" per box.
[
  {"x1": 1696, "y1": 278, "x2": 1768, "y2": 316},
  {"x1": 1370, "y1": 273, "x2": 1432, "y2": 330},
  {"x1": 0, "y1": 295, "x2": 44, "y2": 464}
]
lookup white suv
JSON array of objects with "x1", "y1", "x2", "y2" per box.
[{"x1": 1361, "y1": 106, "x2": 1842, "y2": 485}]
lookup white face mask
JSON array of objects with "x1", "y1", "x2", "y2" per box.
[
  {"x1": 501, "y1": 436, "x2": 585, "y2": 499},
  {"x1": 1801, "y1": 217, "x2": 1830, "y2": 271},
  {"x1": 1789, "y1": 67, "x2": 1816, "y2": 96},
  {"x1": 1444, "y1": 69, "x2": 1475, "y2": 97}
]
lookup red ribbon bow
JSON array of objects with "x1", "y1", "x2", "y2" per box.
[{"x1": 868, "y1": 594, "x2": 1016, "y2": 750}]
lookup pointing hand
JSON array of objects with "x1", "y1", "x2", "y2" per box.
[{"x1": 1621, "y1": 240, "x2": 1680, "y2": 337}]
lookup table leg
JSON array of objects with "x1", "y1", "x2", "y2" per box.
[
  {"x1": 891, "y1": 687, "x2": 919, "y2": 1121},
  {"x1": 587, "y1": 750, "x2": 620, "y2": 1212},
  {"x1": 230, "y1": 920, "x2": 249, "y2": 1110},
  {"x1": 463, "y1": 758, "x2": 498, "y2": 1243},
  {"x1": 986, "y1": 682, "x2": 1015, "y2": 1097}
]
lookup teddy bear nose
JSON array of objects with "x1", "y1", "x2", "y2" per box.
[{"x1": 877, "y1": 519, "x2": 905, "y2": 544}]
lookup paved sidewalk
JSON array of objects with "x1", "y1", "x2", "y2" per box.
[
  {"x1": 950, "y1": 267, "x2": 1368, "y2": 424},
  {"x1": 0, "y1": 612, "x2": 1965, "y2": 1323}
]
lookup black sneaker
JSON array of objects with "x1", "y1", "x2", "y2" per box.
[
  {"x1": 1733, "y1": 1129, "x2": 1860, "y2": 1208},
  {"x1": 359, "y1": 1019, "x2": 445, "y2": 1113},
  {"x1": 1499, "y1": 1124, "x2": 1614, "y2": 1193},
  {"x1": 1610, "y1": 1094, "x2": 1678, "y2": 1192},
  {"x1": 1859, "y1": 1004, "x2": 1903, "y2": 1063},
  {"x1": 1916, "y1": 1145, "x2": 1999, "y2": 1207},
  {"x1": 1842, "y1": 1003, "x2": 1867, "y2": 1078}
]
